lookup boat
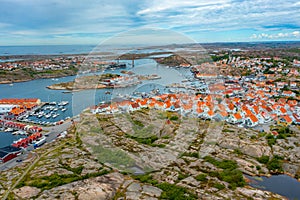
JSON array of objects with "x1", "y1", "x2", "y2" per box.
[
  {"x1": 4, "y1": 128, "x2": 14, "y2": 132},
  {"x1": 12, "y1": 130, "x2": 27, "y2": 135},
  {"x1": 12, "y1": 131, "x2": 18, "y2": 135},
  {"x1": 52, "y1": 114, "x2": 59, "y2": 118},
  {"x1": 45, "y1": 114, "x2": 51, "y2": 119},
  {"x1": 49, "y1": 102, "x2": 57, "y2": 105},
  {"x1": 58, "y1": 101, "x2": 69, "y2": 106},
  {"x1": 61, "y1": 108, "x2": 67, "y2": 112}
]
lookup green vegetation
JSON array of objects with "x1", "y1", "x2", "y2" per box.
[
  {"x1": 257, "y1": 155, "x2": 283, "y2": 172},
  {"x1": 181, "y1": 152, "x2": 199, "y2": 158},
  {"x1": 177, "y1": 172, "x2": 189, "y2": 181},
  {"x1": 211, "y1": 54, "x2": 229, "y2": 62},
  {"x1": 126, "y1": 134, "x2": 159, "y2": 146},
  {"x1": 223, "y1": 129, "x2": 235, "y2": 132},
  {"x1": 132, "y1": 174, "x2": 197, "y2": 199},
  {"x1": 213, "y1": 183, "x2": 225, "y2": 190},
  {"x1": 157, "y1": 182, "x2": 197, "y2": 200},
  {"x1": 234, "y1": 149, "x2": 243, "y2": 155},
  {"x1": 59, "y1": 160, "x2": 84, "y2": 174},
  {"x1": 204, "y1": 156, "x2": 245, "y2": 189},
  {"x1": 90, "y1": 145, "x2": 135, "y2": 169},
  {"x1": 195, "y1": 174, "x2": 207, "y2": 182},
  {"x1": 257, "y1": 155, "x2": 270, "y2": 164},
  {"x1": 265, "y1": 134, "x2": 276, "y2": 146},
  {"x1": 133, "y1": 120, "x2": 144, "y2": 127},
  {"x1": 170, "y1": 116, "x2": 179, "y2": 121},
  {"x1": 126, "y1": 122, "x2": 165, "y2": 147},
  {"x1": 132, "y1": 124, "x2": 155, "y2": 137},
  {"x1": 17, "y1": 169, "x2": 110, "y2": 191},
  {"x1": 132, "y1": 174, "x2": 158, "y2": 185},
  {"x1": 266, "y1": 126, "x2": 293, "y2": 146},
  {"x1": 267, "y1": 156, "x2": 284, "y2": 172},
  {"x1": 204, "y1": 156, "x2": 238, "y2": 170}
]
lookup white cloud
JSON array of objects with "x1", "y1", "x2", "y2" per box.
[
  {"x1": 250, "y1": 31, "x2": 300, "y2": 40},
  {"x1": 1, "y1": 0, "x2": 300, "y2": 44}
]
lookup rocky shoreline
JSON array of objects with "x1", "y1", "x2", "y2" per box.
[
  {"x1": 2, "y1": 109, "x2": 299, "y2": 199},
  {"x1": 46, "y1": 74, "x2": 161, "y2": 91},
  {"x1": 0, "y1": 68, "x2": 78, "y2": 84}
]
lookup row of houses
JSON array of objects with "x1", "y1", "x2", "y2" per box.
[
  {"x1": 0, "y1": 98, "x2": 41, "y2": 119},
  {"x1": 0, "y1": 56, "x2": 82, "y2": 71},
  {"x1": 91, "y1": 92, "x2": 300, "y2": 127},
  {"x1": 0, "y1": 120, "x2": 42, "y2": 133},
  {"x1": 11, "y1": 132, "x2": 43, "y2": 148}
]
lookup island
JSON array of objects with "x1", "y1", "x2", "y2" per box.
[{"x1": 46, "y1": 73, "x2": 161, "y2": 91}]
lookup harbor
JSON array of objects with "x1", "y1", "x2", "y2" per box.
[
  {"x1": 17, "y1": 100, "x2": 70, "y2": 126},
  {"x1": 0, "y1": 58, "x2": 191, "y2": 149}
]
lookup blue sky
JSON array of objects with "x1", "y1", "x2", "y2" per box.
[{"x1": 0, "y1": 0, "x2": 300, "y2": 45}]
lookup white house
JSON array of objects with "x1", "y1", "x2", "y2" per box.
[{"x1": 0, "y1": 105, "x2": 15, "y2": 115}]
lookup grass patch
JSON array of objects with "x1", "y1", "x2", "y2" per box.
[
  {"x1": 133, "y1": 120, "x2": 144, "y2": 127},
  {"x1": 132, "y1": 174, "x2": 159, "y2": 185},
  {"x1": 126, "y1": 134, "x2": 158, "y2": 146},
  {"x1": 132, "y1": 174, "x2": 197, "y2": 199},
  {"x1": 181, "y1": 152, "x2": 199, "y2": 158},
  {"x1": 177, "y1": 172, "x2": 189, "y2": 181},
  {"x1": 204, "y1": 156, "x2": 245, "y2": 189},
  {"x1": 157, "y1": 182, "x2": 197, "y2": 200},
  {"x1": 223, "y1": 129, "x2": 235, "y2": 132},
  {"x1": 213, "y1": 183, "x2": 225, "y2": 190},
  {"x1": 257, "y1": 155, "x2": 270, "y2": 164},
  {"x1": 195, "y1": 173, "x2": 207, "y2": 182},
  {"x1": 204, "y1": 156, "x2": 238, "y2": 170},
  {"x1": 24, "y1": 169, "x2": 110, "y2": 191},
  {"x1": 90, "y1": 145, "x2": 135, "y2": 169}
]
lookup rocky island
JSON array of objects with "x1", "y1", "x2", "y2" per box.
[{"x1": 46, "y1": 73, "x2": 161, "y2": 91}]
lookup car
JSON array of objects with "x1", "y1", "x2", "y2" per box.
[
  {"x1": 16, "y1": 159, "x2": 22, "y2": 162},
  {"x1": 44, "y1": 132, "x2": 51, "y2": 137}
]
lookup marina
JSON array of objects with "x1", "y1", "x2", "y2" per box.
[
  {"x1": 17, "y1": 101, "x2": 70, "y2": 126},
  {"x1": 0, "y1": 58, "x2": 191, "y2": 148}
]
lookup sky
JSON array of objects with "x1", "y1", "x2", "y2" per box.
[{"x1": 0, "y1": 0, "x2": 300, "y2": 45}]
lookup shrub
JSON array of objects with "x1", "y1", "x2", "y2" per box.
[
  {"x1": 213, "y1": 183, "x2": 225, "y2": 190},
  {"x1": 257, "y1": 155, "x2": 270, "y2": 164},
  {"x1": 132, "y1": 174, "x2": 158, "y2": 185},
  {"x1": 133, "y1": 120, "x2": 144, "y2": 127},
  {"x1": 195, "y1": 174, "x2": 207, "y2": 182},
  {"x1": 177, "y1": 173, "x2": 189, "y2": 181},
  {"x1": 157, "y1": 182, "x2": 197, "y2": 200},
  {"x1": 170, "y1": 116, "x2": 179, "y2": 121},
  {"x1": 181, "y1": 152, "x2": 199, "y2": 158},
  {"x1": 204, "y1": 156, "x2": 245, "y2": 190},
  {"x1": 267, "y1": 156, "x2": 283, "y2": 172}
]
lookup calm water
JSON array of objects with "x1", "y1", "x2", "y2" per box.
[
  {"x1": 0, "y1": 58, "x2": 191, "y2": 147},
  {"x1": 0, "y1": 45, "x2": 96, "y2": 56},
  {"x1": 0, "y1": 45, "x2": 170, "y2": 56},
  {"x1": 0, "y1": 131, "x2": 26, "y2": 148},
  {"x1": 247, "y1": 174, "x2": 300, "y2": 199}
]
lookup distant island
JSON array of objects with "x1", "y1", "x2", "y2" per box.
[{"x1": 47, "y1": 73, "x2": 161, "y2": 91}]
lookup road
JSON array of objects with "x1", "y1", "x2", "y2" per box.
[{"x1": 0, "y1": 116, "x2": 79, "y2": 172}]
